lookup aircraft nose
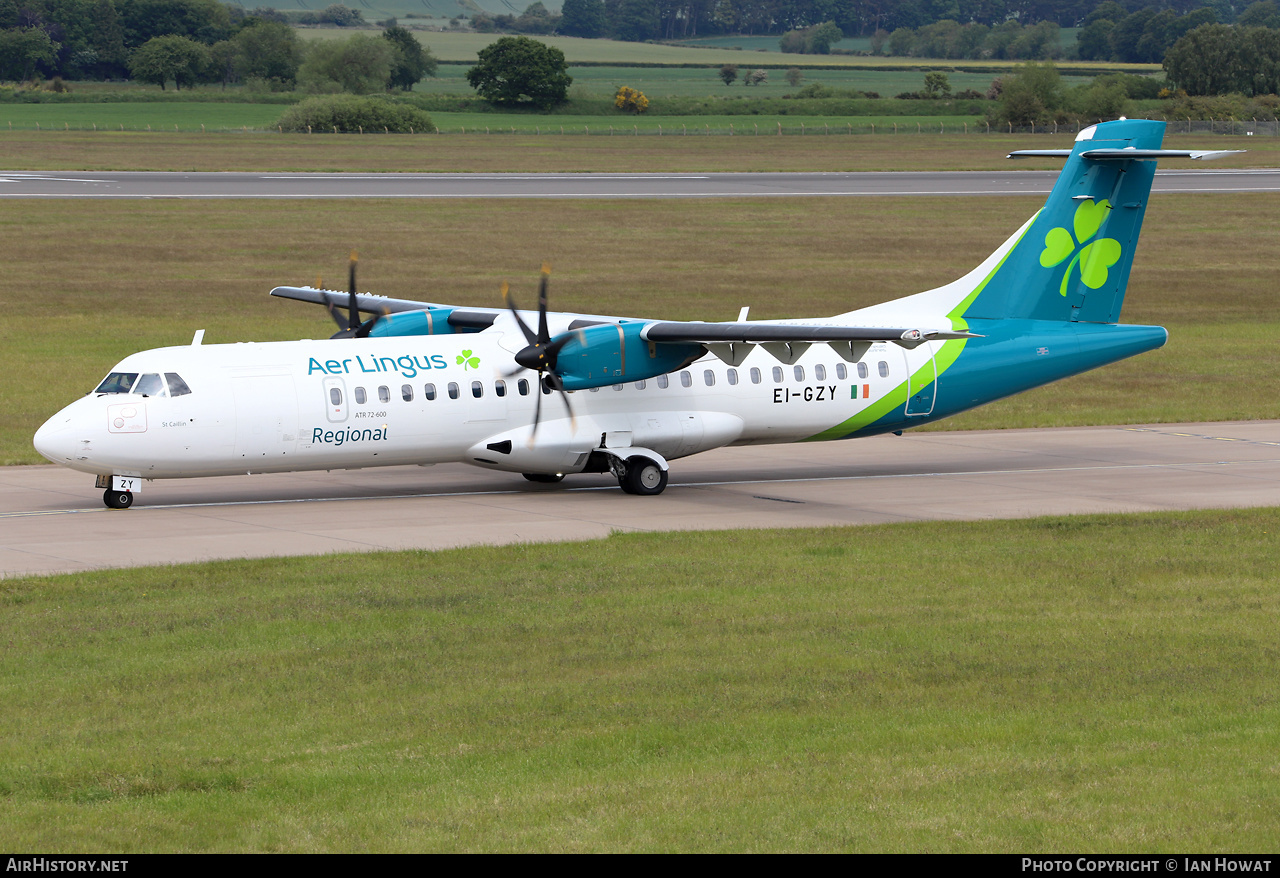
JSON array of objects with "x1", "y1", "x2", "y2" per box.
[{"x1": 33, "y1": 413, "x2": 79, "y2": 464}]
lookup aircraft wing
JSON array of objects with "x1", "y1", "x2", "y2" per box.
[
  {"x1": 642, "y1": 322, "x2": 976, "y2": 344},
  {"x1": 270, "y1": 285, "x2": 445, "y2": 316},
  {"x1": 640, "y1": 322, "x2": 979, "y2": 365}
]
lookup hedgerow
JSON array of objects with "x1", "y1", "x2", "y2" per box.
[{"x1": 275, "y1": 95, "x2": 434, "y2": 133}]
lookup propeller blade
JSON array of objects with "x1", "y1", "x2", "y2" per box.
[
  {"x1": 347, "y1": 251, "x2": 359, "y2": 333},
  {"x1": 527, "y1": 375, "x2": 544, "y2": 445},
  {"x1": 503, "y1": 281, "x2": 539, "y2": 347},
  {"x1": 321, "y1": 293, "x2": 350, "y2": 331},
  {"x1": 537, "y1": 263, "x2": 550, "y2": 344},
  {"x1": 545, "y1": 371, "x2": 576, "y2": 431}
]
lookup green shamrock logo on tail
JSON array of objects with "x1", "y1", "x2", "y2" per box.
[
  {"x1": 1040, "y1": 199, "x2": 1122, "y2": 296},
  {"x1": 456, "y1": 349, "x2": 480, "y2": 370}
]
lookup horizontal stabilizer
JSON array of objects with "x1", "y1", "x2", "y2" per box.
[{"x1": 1009, "y1": 148, "x2": 1245, "y2": 161}]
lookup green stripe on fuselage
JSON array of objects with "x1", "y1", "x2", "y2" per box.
[{"x1": 803, "y1": 216, "x2": 1036, "y2": 442}]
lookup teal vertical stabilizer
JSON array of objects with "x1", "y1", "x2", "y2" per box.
[{"x1": 964, "y1": 118, "x2": 1165, "y2": 324}]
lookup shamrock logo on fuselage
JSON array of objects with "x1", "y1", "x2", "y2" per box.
[
  {"x1": 1040, "y1": 198, "x2": 1123, "y2": 296},
  {"x1": 457, "y1": 350, "x2": 480, "y2": 370}
]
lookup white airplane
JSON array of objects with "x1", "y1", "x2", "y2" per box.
[{"x1": 34, "y1": 120, "x2": 1238, "y2": 508}]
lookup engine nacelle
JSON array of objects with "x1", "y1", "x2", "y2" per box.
[
  {"x1": 554, "y1": 322, "x2": 704, "y2": 391},
  {"x1": 367, "y1": 308, "x2": 462, "y2": 337}
]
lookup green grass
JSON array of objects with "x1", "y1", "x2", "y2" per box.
[
  {"x1": 3, "y1": 193, "x2": 1278, "y2": 465},
  {"x1": 428, "y1": 111, "x2": 983, "y2": 133},
  {"x1": 307, "y1": 29, "x2": 1162, "y2": 73},
  {"x1": 0, "y1": 102, "x2": 289, "y2": 131},
  {"x1": 2, "y1": 509, "x2": 1278, "y2": 850},
  {"x1": 418, "y1": 62, "x2": 1046, "y2": 97}
]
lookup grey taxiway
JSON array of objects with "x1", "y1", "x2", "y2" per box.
[
  {"x1": 4, "y1": 421, "x2": 1279, "y2": 578},
  {"x1": 4, "y1": 168, "x2": 1280, "y2": 199}
]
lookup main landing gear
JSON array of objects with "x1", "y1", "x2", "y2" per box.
[
  {"x1": 103, "y1": 488, "x2": 134, "y2": 509},
  {"x1": 617, "y1": 456, "x2": 668, "y2": 496}
]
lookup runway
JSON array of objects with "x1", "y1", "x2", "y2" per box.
[
  {"x1": 4, "y1": 420, "x2": 1278, "y2": 578},
  {"x1": 2, "y1": 169, "x2": 1280, "y2": 198}
]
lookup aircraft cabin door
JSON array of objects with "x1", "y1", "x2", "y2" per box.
[{"x1": 903, "y1": 343, "x2": 937, "y2": 417}]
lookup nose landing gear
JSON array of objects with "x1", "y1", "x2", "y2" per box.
[{"x1": 103, "y1": 489, "x2": 134, "y2": 509}]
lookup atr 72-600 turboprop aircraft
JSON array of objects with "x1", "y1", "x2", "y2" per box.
[{"x1": 35, "y1": 120, "x2": 1239, "y2": 507}]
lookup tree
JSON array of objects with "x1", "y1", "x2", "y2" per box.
[
  {"x1": 611, "y1": 0, "x2": 658, "y2": 42},
  {"x1": 559, "y1": 0, "x2": 605, "y2": 37},
  {"x1": 299, "y1": 33, "x2": 398, "y2": 94},
  {"x1": 466, "y1": 36, "x2": 571, "y2": 109},
  {"x1": 923, "y1": 70, "x2": 951, "y2": 97},
  {"x1": 1163, "y1": 24, "x2": 1241, "y2": 96},
  {"x1": 744, "y1": 68, "x2": 767, "y2": 86},
  {"x1": 383, "y1": 25, "x2": 436, "y2": 91},
  {"x1": 785, "y1": 66, "x2": 802, "y2": 86},
  {"x1": 0, "y1": 27, "x2": 58, "y2": 81},
  {"x1": 718, "y1": 63, "x2": 737, "y2": 85},
  {"x1": 234, "y1": 18, "x2": 302, "y2": 88},
  {"x1": 809, "y1": 21, "x2": 843, "y2": 54},
  {"x1": 128, "y1": 34, "x2": 208, "y2": 89},
  {"x1": 117, "y1": 0, "x2": 231, "y2": 47}
]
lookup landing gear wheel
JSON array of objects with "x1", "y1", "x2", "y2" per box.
[
  {"x1": 103, "y1": 489, "x2": 133, "y2": 509},
  {"x1": 620, "y1": 457, "x2": 668, "y2": 496},
  {"x1": 522, "y1": 472, "x2": 565, "y2": 484}
]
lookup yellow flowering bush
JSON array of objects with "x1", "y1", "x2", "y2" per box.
[{"x1": 614, "y1": 86, "x2": 649, "y2": 114}]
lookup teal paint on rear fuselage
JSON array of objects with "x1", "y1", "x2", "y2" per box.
[{"x1": 811, "y1": 118, "x2": 1173, "y2": 442}]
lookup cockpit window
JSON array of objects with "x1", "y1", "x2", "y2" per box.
[
  {"x1": 95, "y1": 372, "x2": 138, "y2": 394},
  {"x1": 165, "y1": 373, "x2": 192, "y2": 397},
  {"x1": 133, "y1": 373, "x2": 167, "y2": 397}
]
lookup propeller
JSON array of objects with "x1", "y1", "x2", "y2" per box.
[
  {"x1": 325, "y1": 251, "x2": 386, "y2": 339},
  {"x1": 503, "y1": 265, "x2": 575, "y2": 440}
]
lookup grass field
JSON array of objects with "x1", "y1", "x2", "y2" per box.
[
  {"x1": 416, "y1": 62, "x2": 1081, "y2": 98},
  {"x1": 2, "y1": 509, "x2": 1278, "y2": 850},
  {"x1": 4, "y1": 192, "x2": 1279, "y2": 464},
  {"x1": 0, "y1": 130, "x2": 1269, "y2": 172},
  {"x1": 304, "y1": 29, "x2": 1162, "y2": 73}
]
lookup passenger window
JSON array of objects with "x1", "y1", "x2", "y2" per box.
[
  {"x1": 133, "y1": 373, "x2": 166, "y2": 397},
  {"x1": 793, "y1": 365, "x2": 805, "y2": 382},
  {"x1": 635, "y1": 379, "x2": 646, "y2": 390},
  {"x1": 495, "y1": 380, "x2": 507, "y2": 398},
  {"x1": 355, "y1": 387, "x2": 367, "y2": 405},
  {"x1": 424, "y1": 383, "x2": 437, "y2": 401},
  {"x1": 518, "y1": 379, "x2": 529, "y2": 396},
  {"x1": 95, "y1": 372, "x2": 138, "y2": 395},
  {"x1": 703, "y1": 370, "x2": 715, "y2": 386},
  {"x1": 448, "y1": 382, "x2": 459, "y2": 400},
  {"x1": 472, "y1": 381, "x2": 483, "y2": 398},
  {"x1": 657, "y1": 374, "x2": 669, "y2": 389},
  {"x1": 857, "y1": 362, "x2": 869, "y2": 379},
  {"x1": 401, "y1": 384, "x2": 413, "y2": 402},
  {"x1": 377, "y1": 385, "x2": 390, "y2": 403},
  {"x1": 815, "y1": 364, "x2": 826, "y2": 381},
  {"x1": 680, "y1": 371, "x2": 692, "y2": 388},
  {"x1": 772, "y1": 366, "x2": 783, "y2": 383},
  {"x1": 835, "y1": 363, "x2": 847, "y2": 381},
  {"x1": 878, "y1": 361, "x2": 889, "y2": 378},
  {"x1": 329, "y1": 387, "x2": 342, "y2": 406},
  {"x1": 727, "y1": 368, "x2": 738, "y2": 386},
  {"x1": 750, "y1": 367, "x2": 761, "y2": 385},
  {"x1": 613, "y1": 384, "x2": 624, "y2": 391},
  {"x1": 590, "y1": 386, "x2": 600, "y2": 392},
  {"x1": 164, "y1": 373, "x2": 192, "y2": 397}
]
